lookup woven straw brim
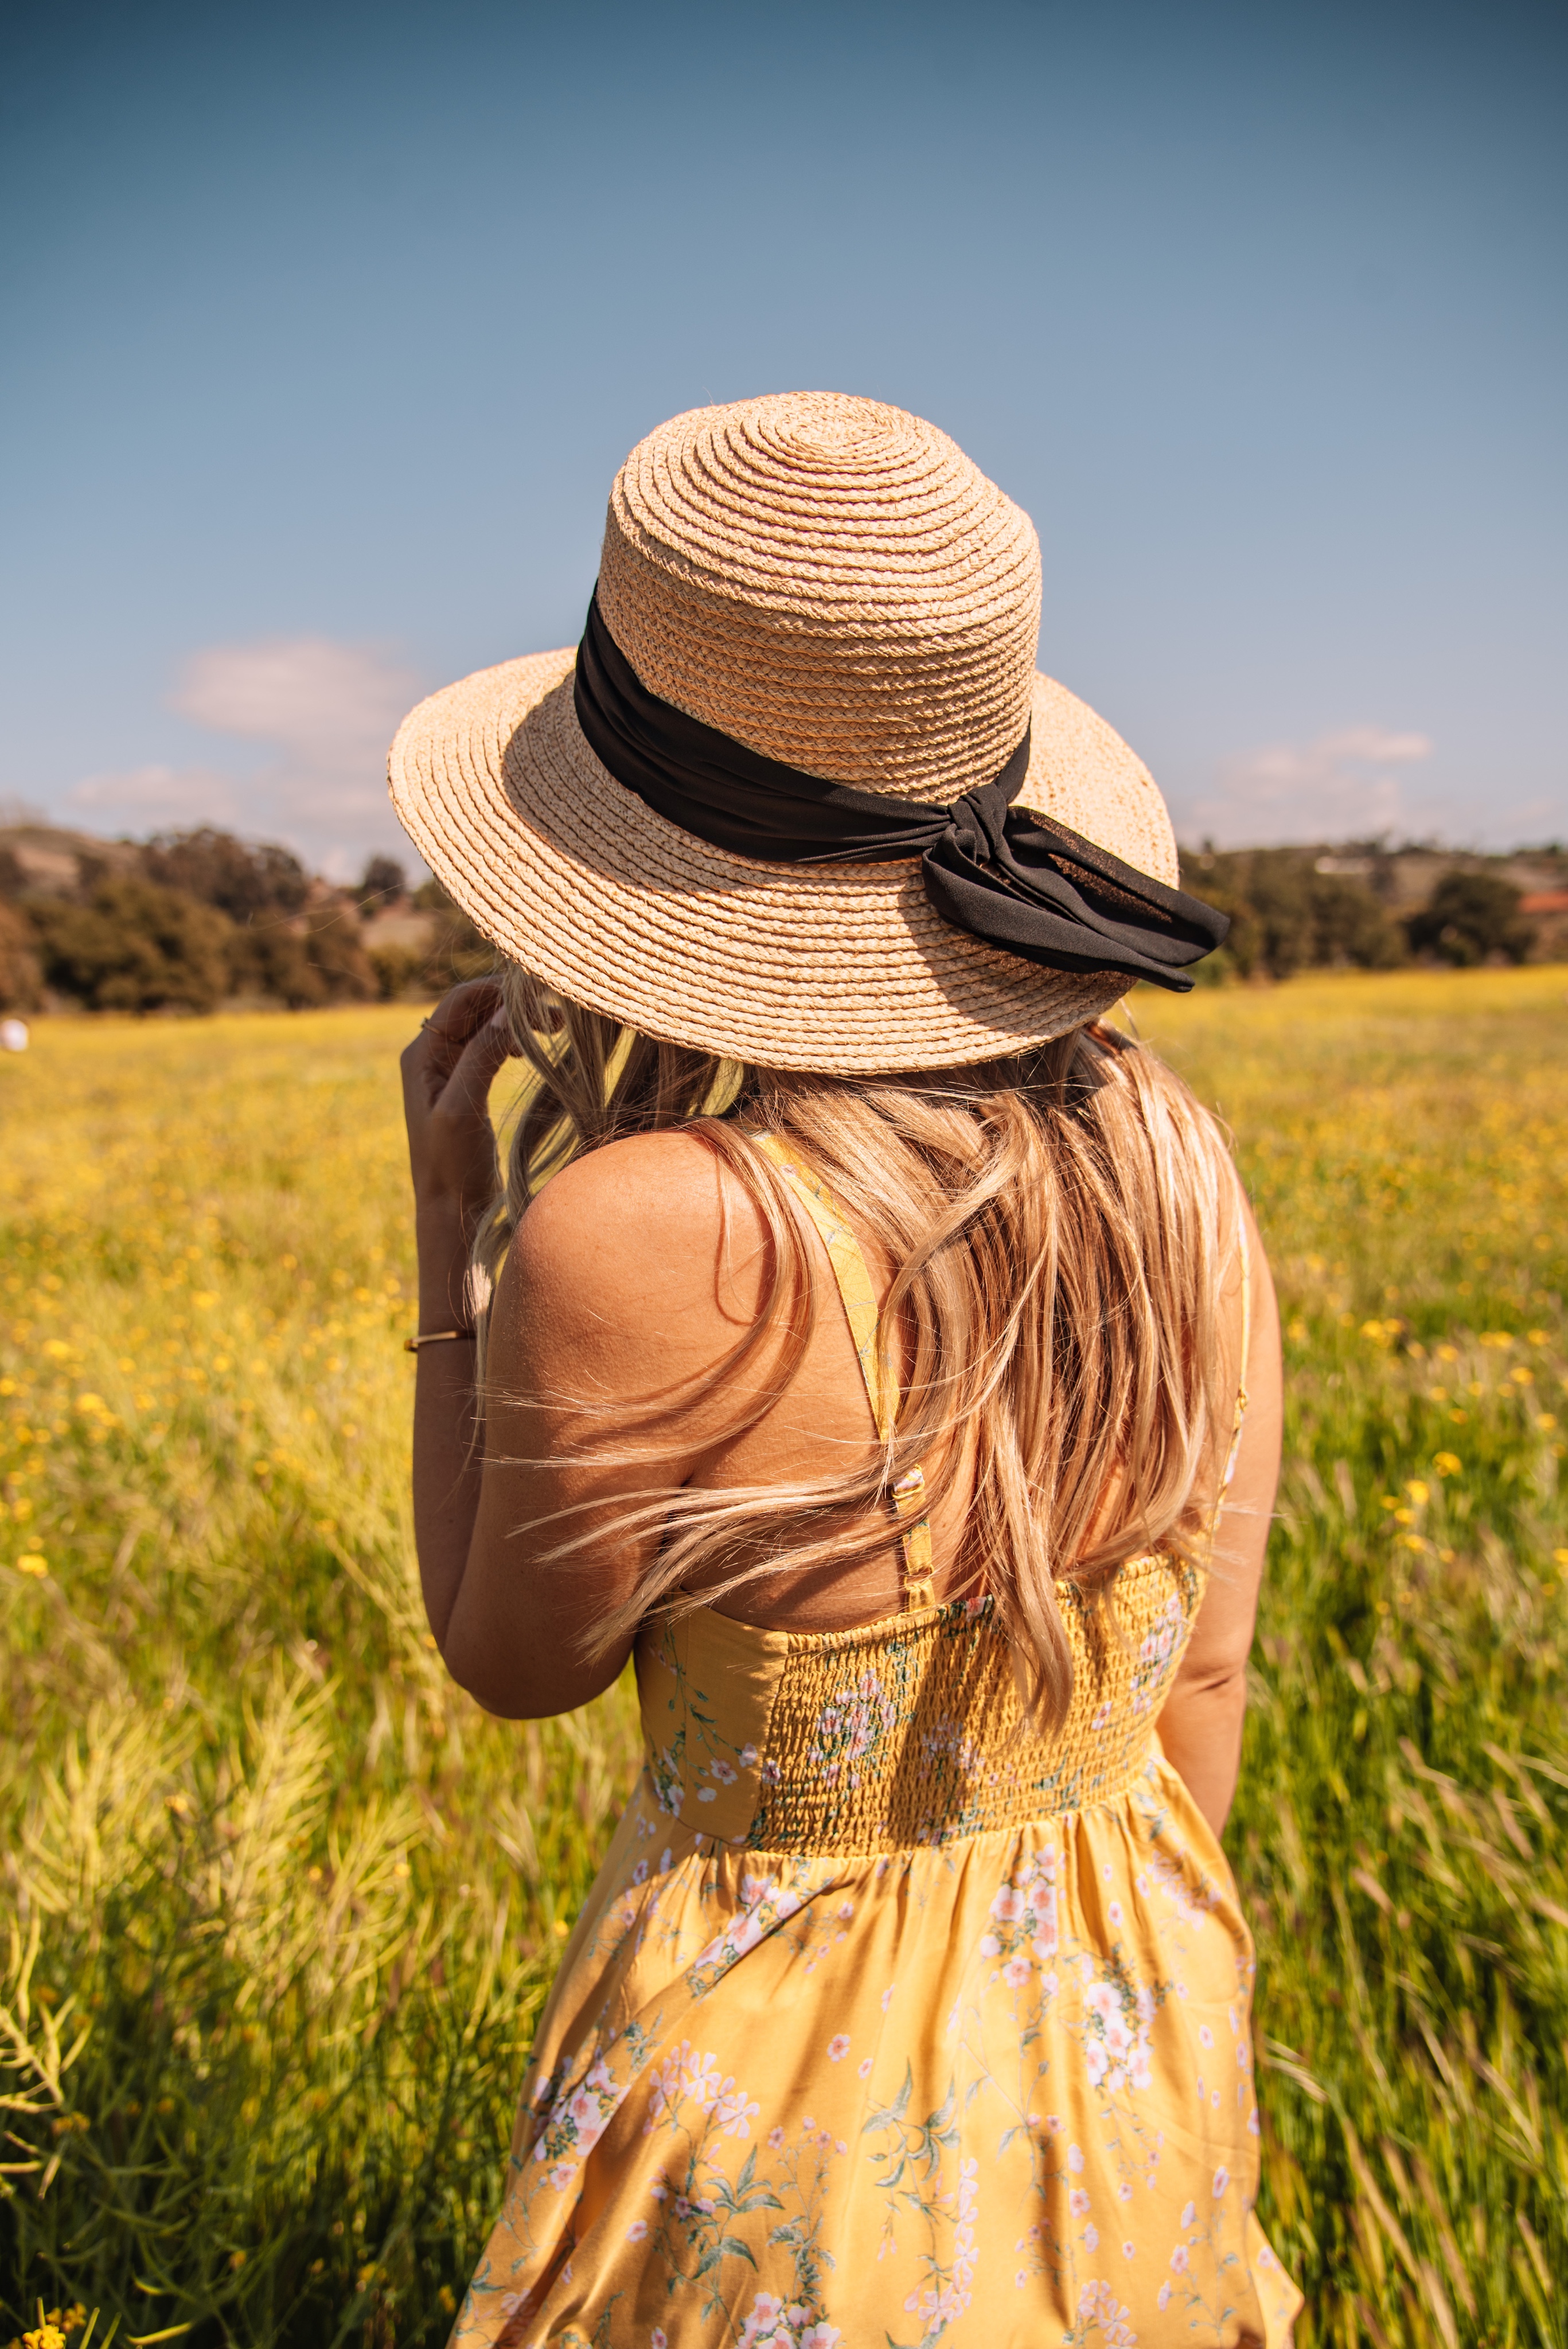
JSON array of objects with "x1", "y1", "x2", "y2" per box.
[{"x1": 389, "y1": 650, "x2": 1178, "y2": 1075}]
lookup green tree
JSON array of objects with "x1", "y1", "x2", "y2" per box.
[
  {"x1": 412, "y1": 878, "x2": 495, "y2": 986},
  {"x1": 1179, "y1": 849, "x2": 1405, "y2": 980},
  {"x1": 367, "y1": 942, "x2": 430, "y2": 1001},
  {"x1": 140, "y1": 826, "x2": 309, "y2": 923},
  {"x1": 300, "y1": 903, "x2": 377, "y2": 1001},
  {"x1": 225, "y1": 907, "x2": 375, "y2": 1006},
  {"x1": 356, "y1": 853, "x2": 408, "y2": 910},
  {"x1": 0, "y1": 898, "x2": 42, "y2": 1010},
  {"x1": 29, "y1": 877, "x2": 234, "y2": 1012},
  {"x1": 1306, "y1": 871, "x2": 1406, "y2": 970},
  {"x1": 227, "y1": 920, "x2": 332, "y2": 1008},
  {"x1": 1406, "y1": 870, "x2": 1536, "y2": 966}
]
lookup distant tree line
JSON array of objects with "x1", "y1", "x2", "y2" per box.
[
  {"x1": 0, "y1": 823, "x2": 1561, "y2": 1016},
  {"x1": 0, "y1": 826, "x2": 493, "y2": 1014},
  {"x1": 1177, "y1": 845, "x2": 1554, "y2": 984}
]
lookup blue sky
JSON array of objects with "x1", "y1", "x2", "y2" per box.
[{"x1": 1, "y1": 0, "x2": 1563, "y2": 875}]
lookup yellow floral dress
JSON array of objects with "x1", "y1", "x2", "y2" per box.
[{"x1": 456, "y1": 1143, "x2": 1302, "y2": 2348}]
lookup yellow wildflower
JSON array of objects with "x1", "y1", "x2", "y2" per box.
[{"x1": 15, "y1": 1554, "x2": 48, "y2": 1578}]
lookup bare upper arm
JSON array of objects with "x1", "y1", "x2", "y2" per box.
[
  {"x1": 440, "y1": 1130, "x2": 775, "y2": 1716},
  {"x1": 1171, "y1": 1192, "x2": 1282, "y2": 1691}
]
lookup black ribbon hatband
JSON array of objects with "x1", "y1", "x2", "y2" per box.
[{"x1": 572, "y1": 592, "x2": 1227, "y2": 992}]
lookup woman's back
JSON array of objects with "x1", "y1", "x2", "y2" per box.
[{"x1": 431, "y1": 1118, "x2": 1298, "y2": 2348}]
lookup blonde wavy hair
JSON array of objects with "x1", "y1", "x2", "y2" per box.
[{"x1": 471, "y1": 964, "x2": 1241, "y2": 1733}]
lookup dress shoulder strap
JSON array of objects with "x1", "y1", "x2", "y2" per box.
[
  {"x1": 747, "y1": 1133, "x2": 936, "y2": 1610},
  {"x1": 748, "y1": 1133, "x2": 894, "y2": 1437}
]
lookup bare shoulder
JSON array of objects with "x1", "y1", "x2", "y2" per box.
[{"x1": 499, "y1": 1129, "x2": 769, "y2": 1375}]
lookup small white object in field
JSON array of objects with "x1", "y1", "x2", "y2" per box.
[{"x1": 0, "y1": 1017, "x2": 28, "y2": 1052}]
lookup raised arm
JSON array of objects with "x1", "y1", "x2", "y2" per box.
[
  {"x1": 401, "y1": 988, "x2": 774, "y2": 1719},
  {"x1": 401, "y1": 981, "x2": 520, "y2": 1655}
]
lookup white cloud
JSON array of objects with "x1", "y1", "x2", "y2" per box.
[
  {"x1": 1181, "y1": 725, "x2": 1436, "y2": 848},
  {"x1": 173, "y1": 638, "x2": 415, "y2": 772},
  {"x1": 55, "y1": 639, "x2": 423, "y2": 877},
  {"x1": 165, "y1": 636, "x2": 423, "y2": 878},
  {"x1": 68, "y1": 762, "x2": 240, "y2": 829}
]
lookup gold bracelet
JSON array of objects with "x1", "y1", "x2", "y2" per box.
[{"x1": 403, "y1": 1329, "x2": 477, "y2": 1352}]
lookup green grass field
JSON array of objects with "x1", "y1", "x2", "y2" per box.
[{"x1": 2, "y1": 969, "x2": 1566, "y2": 2348}]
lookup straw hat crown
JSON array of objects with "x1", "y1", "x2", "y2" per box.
[{"x1": 597, "y1": 393, "x2": 1042, "y2": 805}]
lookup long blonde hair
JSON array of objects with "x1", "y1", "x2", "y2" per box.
[{"x1": 472, "y1": 964, "x2": 1240, "y2": 1733}]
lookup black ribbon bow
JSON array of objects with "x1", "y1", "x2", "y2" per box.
[{"x1": 572, "y1": 591, "x2": 1227, "y2": 991}]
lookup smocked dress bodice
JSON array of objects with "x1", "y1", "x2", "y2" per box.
[{"x1": 637, "y1": 1558, "x2": 1201, "y2": 1855}]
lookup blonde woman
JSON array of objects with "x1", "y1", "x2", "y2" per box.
[{"x1": 394, "y1": 394, "x2": 1301, "y2": 2345}]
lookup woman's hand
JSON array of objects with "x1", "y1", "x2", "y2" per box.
[
  {"x1": 400, "y1": 980, "x2": 518, "y2": 1232},
  {"x1": 401, "y1": 982, "x2": 517, "y2": 1645}
]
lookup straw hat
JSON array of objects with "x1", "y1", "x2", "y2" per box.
[{"x1": 389, "y1": 391, "x2": 1183, "y2": 1074}]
